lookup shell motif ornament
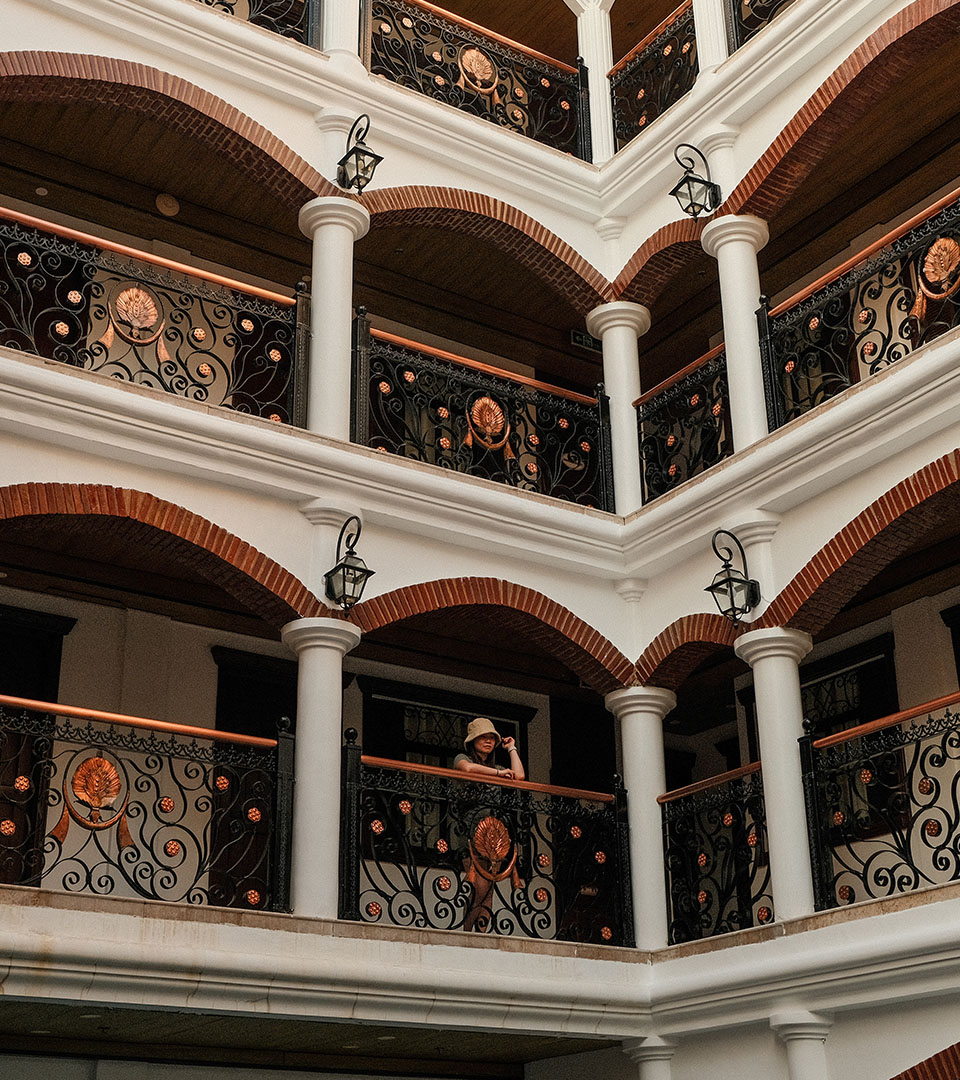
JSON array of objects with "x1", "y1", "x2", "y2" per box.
[
  {"x1": 465, "y1": 815, "x2": 522, "y2": 887},
  {"x1": 465, "y1": 395, "x2": 513, "y2": 455},
  {"x1": 910, "y1": 236, "x2": 960, "y2": 323},
  {"x1": 51, "y1": 755, "x2": 133, "y2": 845},
  {"x1": 459, "y1": 47, "x2": 497, "y2": 93},
  {"x1": 99, "y1": 284, "x2": 168, "y2": 354}
]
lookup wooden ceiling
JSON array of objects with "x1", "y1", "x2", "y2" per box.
[{"x1": 437, "y1": 0, "x2": 684, "y2": 68}]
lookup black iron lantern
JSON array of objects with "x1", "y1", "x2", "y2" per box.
[
  {"x1": 670, "y1": 143, "x2": 721, "y2": 220},
  {"x1": 336, "y1": 114, "x2": 383, "y2": 193},
  {"x1": 324, "y1": 515, "x2": 375, "y2": 610},
  {"x1": 705, "y1": 529, "x2": 760, "y2": 624}
]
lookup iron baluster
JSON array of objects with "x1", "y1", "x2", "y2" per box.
[
  {"x1": 799, "y1": 722, "x2": 832, "y2": 912},
  {"x1": 306, "y1": 0, "x2": 323, "y2": 49},
  {"x1": 613, "y1": 774, "x2": 636, "y2": 947},
  {"x1": 292, "y1": 283, "x2": 311, "y2": 429},
  {"x1": 351, "y1": 307, "x2": 372, "y2": 447},
  {"x1": 576, "y1": 57, "x2": 593, "y2": 163},
  {"x1": 756, "y1": 296, "x2": 783, "y2": 433},
  {"x1": 596, "y1": 383, "x2": 616, "y2": 513},
  {"x1": 272, "y1": 716, "x2": 296, "y2": 913},
  {"x1": 339, "y1": 729, "x2": 363, "y2": 921}
]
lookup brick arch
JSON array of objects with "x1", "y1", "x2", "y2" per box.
[
  {"x1": 0, "y1": 483, "x2": 324, "y2": 628},
  {"x1": 362, "y1": 187, "x2": 615, "y2": 315},
  {"x1": 0, "y1": 52, "x2": 340, "y2": 207},
  {"x1": 348, "y1": 577, "x2": 633, "y2": 694},
  {"x1": 756, "y1": 449, "x2": 960, "y2": 635},
  {"x1": 725, "y1": 0, "x2": 960, "y2": 219},
  {"x1": 634, "y1": 613, "x2": 738, "y2": 691},
  {"x1": 612, "y1": 218, "x2": 707, "y2": 306}
]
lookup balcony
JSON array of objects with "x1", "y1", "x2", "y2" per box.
[
  {"x1": 0, "y1": 695, "x2": 293, "y2": 910},
  {"x1": 353, "y1": 312, "x2": 615, "y2": 509},
  {"x1": 609, "y1": 1, "x2": 698, "y2": 152},
  {"x1": 363, "y1": 0, "x2": 592, "y2": 159},
  {"x1": 0, "y1": 205, "x2": 306, "y2": 425},
  {"x1": 194, "y1": 0, "x2": 316, "y2": 44},
  {"x1": 339, "y1": 732, "x2": 633, "y2": 944}
]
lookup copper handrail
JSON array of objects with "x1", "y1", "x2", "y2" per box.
[
  {"x1": 360, "y1": 754, "x2": 615, "y2": 802},
  {"x1": 396, "y1": 0, "x2": 578, "y2": 74},
  {"x1": 0, "y1": 693, "x2": 278, "y2": 749},
  {"x1": 812, "y1": 689, "x2": 960, "y2": 750},
  {"x1": 0, "y1": 204, "x2": 296, "y2": 307},
  {"x1": 768, "y1": 181, "x2": 960, "y2": 320},
  {"x1": 608, "y1": 0, "x2": 694, "y2": 78},
  {"x1": 370, "y1": 328, "x2": 598, "y2": 405},
  {"x1": 633, "y1": 342, "x2": 725, "y2": 410},
  {"x1": 658, "y1": 761, "x2": 761, "y2": 804}
]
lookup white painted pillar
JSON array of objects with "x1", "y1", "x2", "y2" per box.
[
  {"x1": 281, "y1": 617, "x2": 362, "y2": 920},
  {"x1": 734, "y1": 627, "x2": 815, "y2": 921},
  {"x1": 701, "y1": 214, "x2": 770, "y2": 450},
  {"x1": 320, "y1": 0, "x2": 363, "y2": 62},
  {"x1": 586, "y1": 301, "x2": 651, "y2": 516},
  {"x1": 298, "y1": 198, "x2": 371, "y2": 441},
  {"x1": 623, "y1": 1036, "x2": 677, "y2": 1080},
  {"x1": 564, "y1": 0, "x2": 616, "y2": 163},
  {"x1": 690, "y1": 0, "x2": 730, "y2": 73},
  {"x1": 606, "y1": 686, "x2": 676, "y2": 950},
  {"x1": 771, "y1": 1011, "x2": 833, "y2": 1080}
]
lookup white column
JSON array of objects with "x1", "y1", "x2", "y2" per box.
[
  {"x1": 623, "y1": 1036, "x2": 677, "y2": 1080},
  {"x1": 690, "y1": 0, "x2": 730, "y2": 73},
  {"x1": 586, "y1": 301, "x2": 651, "y2": 516},
  {"x1": 564, "y1": 0, "x2": 616, "y2": 163},
  {"x1": 298, "y1": 198, "x2": 371, "y2": 441},
  {"x1": 606, "y1": 685, "x2": 676, "y2": 950},
  {"x1": 321, "y1": 0, "x2": 363, "y2": 63},
  {"x1": 701, "y1": 215, "x2": 770, "y2": 450},
  {"x1": 735, "y1": 627, "x2": 815, "y2": 921},
  {"x1": 281, "y1": 617, "x2": 362, "y2": 920},
  {"x1": 771, "y1": 1011, "x2": 833, "y2": 1080}
]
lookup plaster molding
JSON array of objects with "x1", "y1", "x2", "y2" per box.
[
  {"x1": 701, "y1": 214, "x2": 770, "y2": 258},
  {"x1": 586, "y1": 301, "x2": 652, "y2": 339},
  {"x1": 281, "y1": 616, "x2": 362, "y2": 655},
  {"x1": 605, "y1": 685, "x2": 677, "y2": 721},
  {"x1": 615, "y1": 578, "x2": 648, "y2": 603},
  {"x1": 735, "y1": 627, "x2": 813, "y2": 667},
  {"x1": 299, "y1": 501, "x2": 361, "y2": 528},
  {"x1": 299, "y1": 196, "x2": 370, "y2": 239}
]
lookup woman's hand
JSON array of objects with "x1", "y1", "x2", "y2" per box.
[
  {"x1": 501, "y1": 736, "x2": 516, "y2": 752},
  {"x1": 497, "y1": 768, "x2": 515, "y2": 780}
]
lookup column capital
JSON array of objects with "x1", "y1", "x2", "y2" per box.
[
  {"x1": 282, "y1": 616, "x2": 362, "y2": 655},
  {"x1": 735, "y1": 627, "x2": 813, "y2": 668},
  {"x1": 605, "y1": 685, "x2": 677, "y2": 721},
  {"x1": 586, "y1": 301, "x2": 652, "y2": 339},
  {"x1": 299, "y1": 196, "x2": 371, "y2": 242},
  {"x1": 770, "y1": 1009, "x2": 832, "y2": 1042},
  {"x1": 563, "y1": 0, "x2": 615, "y2": 14},
  {"x1": 701, "y1": 214, "x2": 769, "y2": 259},
  {"x1": 622, "y1": 1035, "x2": 677, "y2": 1063}
]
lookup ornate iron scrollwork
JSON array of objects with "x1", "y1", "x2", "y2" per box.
[{"x1": 729, "y1": 0, "x2": 798, "y2": 50}]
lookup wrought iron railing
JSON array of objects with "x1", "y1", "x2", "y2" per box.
[
  {"x1": 759, "y1": 186, "x2": 960, "y2": 431},
  {"x1": 801, "y1": 691, "x2": 960, "y2": 911},
  {"x1": 353, "y1": 313, "x2": 615, "y2": 509},
  {"x1": 609, "y1": 1, "x2": 698, "y2": 151},
  {"x1": 0, "y1": 695, "x2": 294, "y2": 911},
  {"x1": 0, "y1": 205, "x2": 308, "y2": 425},
  {"x1": 196, "y1": 0, "x2": 318, "y2": 44},
  {"x1": 340, "y1": 733, "x2": 633, "y2": 945},
  {"x1": 659, "y1": 763, "x2": 773, "y2": 943},
  {"x1": 727, "y1": 0, "x2": 798, "y2": 50},
  {"x1": 635, "y1": 345, "x2": 731, "y2": 503},
  {"x1": 364, "y1": 0, "x2": 591, "y2": 159}
]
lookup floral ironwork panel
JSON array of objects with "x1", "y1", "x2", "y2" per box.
[
  {"x1": 801, "y1": 704, "x2": 960, "y2": 911},
  {"x1": 366, "y1": 0, "x2": 589, "y2": 158},
  {"x1": 340, "y1": 747, "x2": 633, "y2": 945},
  {"x1": 636, "y1": 349, "x2": 730, "y2": 503},
  {"x1": 728, "y1": 0, "x2": 798, "y2": 49},
  {"x1": 760, "y1": 192, "x2": 960, "y2": 429},
  {"x1": 197, "y1": 0, "x2": 314, "y2": 44},
  {"x1": 661, "y1": 771, "x2": 773, "y2": 943},
  {"x1": 354, "y1": 324, "x2": 614, "y2": 509},
  {"x1": 0, "y1": 216, "x2": 304, "y2": 424},
  {"x1": 0, "y1": 705, "x2": 287, "y2": 910},
  {"x1": 610, "y1": 3, "x2": 698, "y2": 151}
]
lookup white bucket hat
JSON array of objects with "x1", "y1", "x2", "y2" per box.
[{"x1": 463, "y1": 717, "x2": 501, "y2": 749}]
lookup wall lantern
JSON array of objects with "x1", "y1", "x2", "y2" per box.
[
  {"x1": 336, "y1": 114, "x2": 383, "y2": 193},
  {"x1": 705, "y1": 529, "x2": 760, "y2": 624},
  {"x1": 324, "y1": 515, "x2": 375, "y2": 610},
  {"x1": 669, "y1": 143, "x2": 721, "y2": 220}
]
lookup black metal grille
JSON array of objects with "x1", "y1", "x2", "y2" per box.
[
  {"x1": 197, "y1": 0, "x2": 317, "y2": 45},
  {"x1": 610, "y1": 3, "x2": 698, "y2": 151},
  {"x1": 353, "y1": 315, "x2": 614, "y2": 509},
  {"x1": 727, "y1": 0, "x2": 798, "y2": 50},
  {"x1": 636, "y1": 349, "x2": 731, "y2": 502},
  {"x1": 661, "y1": 769, "x2": 773, "y2": 942},
  {"x1": 340, "y1": 740, "x2": 633, "y2": 945},
  {"x1": 0, "y1": 214, "x2": 307, "y2": 425},
  {"x1": 364, "y1": 0, "x2": 591, "y2": 159}
]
